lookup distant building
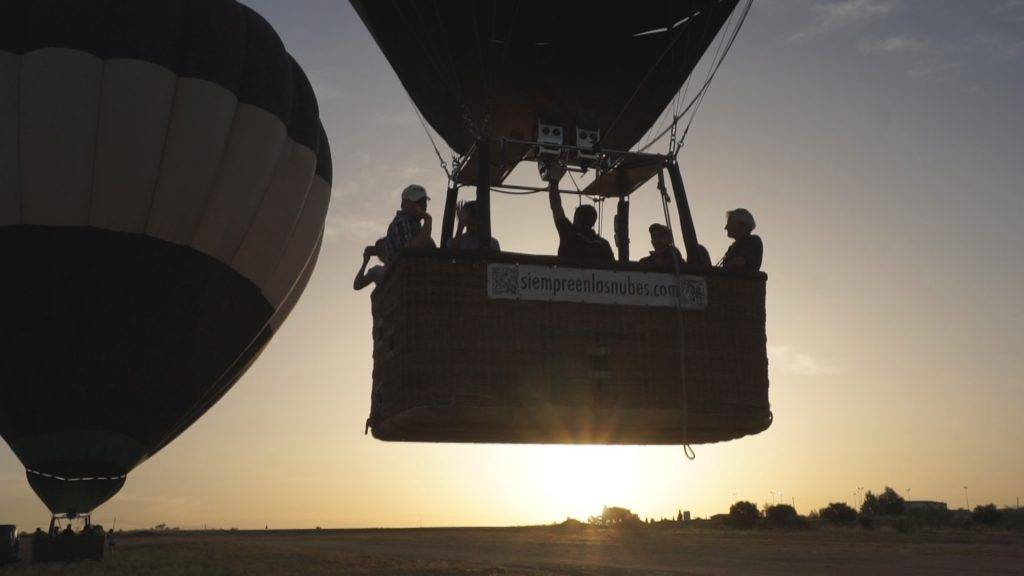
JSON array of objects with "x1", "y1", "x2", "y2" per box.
[{"x1": 905, "y1": 500, "x2": 948, "y2": 512}]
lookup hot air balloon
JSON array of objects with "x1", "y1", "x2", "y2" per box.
[
  {"x1": 354, "y1": 0, "x2": 769, "y2": 447},
  {"x1": 0, "y1": 0, "x2": 332, "y2": 523}
]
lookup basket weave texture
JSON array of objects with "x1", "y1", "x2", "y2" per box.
[{"x1": 370, "y1": 251, "x2": 770, "y2": 445}]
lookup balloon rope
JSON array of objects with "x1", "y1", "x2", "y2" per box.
[
  {"x1": 639, "y1": 0, "x2": 753, "y2": 155},
  {"x1": 407, "y1": 92, "x2": 451, "y2": 180},
  {"x1": 658, "y1": 165, "x2": 695, "y2": 460},
  {"x1": 676, "y1": 0, "x2": 754, "y2": 155}
]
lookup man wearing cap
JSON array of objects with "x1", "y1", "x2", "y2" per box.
[
  {"x1": 639, "y1": 223, "x2": 686, "y2": 270},
  {"x1": 386, "y1": 184, "x2": 436, "y2": 256},
  {"x1": 721, "y1": 208, "x2": 762, "y2": 272}
]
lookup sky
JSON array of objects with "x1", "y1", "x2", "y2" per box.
[{"x1": 2, "y1": 0, "x2": 1023, "y2": 530}]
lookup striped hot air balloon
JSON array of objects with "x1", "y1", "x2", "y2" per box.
[{"x1": 0, "y1": 0, "x2": 332, "y2": 517}]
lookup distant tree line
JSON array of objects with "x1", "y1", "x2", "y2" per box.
[
  {"x1": 565, "y1": 489, "x2": 1023, "y2": 534},
  {"x1": 712, "y1": 486, "x2": 1024, "y2": 533}
]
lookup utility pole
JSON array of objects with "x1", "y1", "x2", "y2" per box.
[
  {"x1": 906, "y1": 487, "x2": 911, "y2": 502},
  {"x1": 963, "y1": 486, "x2": 970, "y2": 510}
]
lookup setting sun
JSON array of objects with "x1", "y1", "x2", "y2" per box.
[{"x1": 530, "y1": 446, "x2": 649, "y2": 521}]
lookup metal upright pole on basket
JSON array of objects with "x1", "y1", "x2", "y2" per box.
[
  {"x1": 476, "y1": 139, "x2": 491, "y2": 246},
  {"x1": 665, "y1": 159, "x2": 701, "y2": 264},
  {"x1": 614, "y1": 196, "x2": 630, "y2": 262},
  {"x1": 440, "y1": 184, "x2": 459, "y2": 248}
]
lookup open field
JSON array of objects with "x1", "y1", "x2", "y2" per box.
[{"x1": 2, "y1": 526, "x2": 1023, "y2": 575}]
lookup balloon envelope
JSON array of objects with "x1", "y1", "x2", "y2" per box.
[
  {"x1": 350, "y1": 0, "x2": 740, "y2": 154},
  {"x1": 0, "y1": 0, "x2": 332, "y2": 516}
]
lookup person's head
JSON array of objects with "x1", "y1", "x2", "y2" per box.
[
  {"x1": 725, "y1": 208, "x2": 756, "y2": 239},
  {"x1": 573, "y1": 204, "x2": 598, "y2": 232},
  {"x1": 460, "y1": 200, "x2": 481, "y2": 230},
  {"x1": 648, "y1": 223, "x2": 673, "y2": 253},
  {"x1": 373, "y1": 237, "x2": 390, "y2": 264},
  {"x1": 400, "y1": 184, "x2": 430, "y2": 216}
]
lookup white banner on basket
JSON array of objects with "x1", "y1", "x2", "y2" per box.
[{"x1": 487, "y1": 263, "x2": 708, "y2": 309}]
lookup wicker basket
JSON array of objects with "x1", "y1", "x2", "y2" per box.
[{"x1": 369, "y1": 249, "x2": 770, "y2": 445}]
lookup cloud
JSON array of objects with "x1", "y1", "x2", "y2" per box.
[
  {"x1": 323, "y1": 213, "x2": 385, "y2": 241},
  {"x1": 853, "y1": 30, "x2": 1021, "y2": 85},
  {"x1": 790, "y1": 0, "x2": 900, "y2": 42},
  {"x1": 971, "y1": 34, "x2": 1024, "y2": 60},
  {"x1": 401, "y1": 165, "x2": 428, "y2": 177},
  {"x1": 769, "y1": 345, "x2": 839, "y2": 376},
  {"x1": 304, "y1": 69, "x2": 349, "y2": 103},
  {"x1": 858, "y1": 35, "x2": 926, "y2": 54},
  {"x1": 907, "y1": 61, "x2": 960, "y2": 79},
  {"x1": 992, "y1": 0, "x2": 1024, "y2": 21},
  {"x1": 993, "y1": 0, "x2": 1024, "y2": 11}
]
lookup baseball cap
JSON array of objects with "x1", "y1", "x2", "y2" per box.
[{"x1": 401, "y1": 184, "x2": 430, "y2": 202}]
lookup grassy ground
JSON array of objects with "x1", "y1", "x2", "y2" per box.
[{"x1": 2, "y1": 525, "x2": 1022, "y2": 575}]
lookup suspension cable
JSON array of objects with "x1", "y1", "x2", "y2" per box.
[
  {"x1": 669, "y1": 4, "x2": 725, "y2": 154},
  {"x1": 643, "y1": 0, "x2": 721, "y2": 152},
  {"x1": 639, "y1": 0, "x2": 753, "y2": 156},
  {"x1": 407, "y1": 92, "x2": 451, "y2": 180},
  {"x1": 677, "y1": 0, "x2": 753, "y2": 155},
  {"x1": 655, "y1": 164, "x2": 694, "y2": 459}
]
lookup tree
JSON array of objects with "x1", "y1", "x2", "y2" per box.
[
  {"x1": 860, "y1": 491, "x2": 880, "y2": 516},
  {"x1": 860, "y1": 487, "x2": 905, "y2": 516},
  {"x1": 588, "y1": 506, "x2": 641, "y2": 527},
  {"x1": 765, "y1": 504, "x2": 800, "y2": 527},
  {"x1": 877, "y1": 487, "x2": 905, "y2": 516},
  {"x1": 729, "y1": 501, "x2": 760, "y2": 529},
  {"x1": 972, "y1": 504, "x2": 1002, "y2": 526},
  {"x1": 819, "y1": 502, "x2": 858, "y2": 525}
]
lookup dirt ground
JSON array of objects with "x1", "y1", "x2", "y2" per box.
[{"x1": 2, "y1": 526, "x2": 1022, "y2": 575}]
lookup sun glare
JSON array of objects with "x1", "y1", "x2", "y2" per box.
[{"x1": 532, "y1": 446, "x2": 647, "y2": 521}]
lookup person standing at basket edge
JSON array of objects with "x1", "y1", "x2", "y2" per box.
[
  {"x1": 720, "y1": 208, "x2": 762, "y2": 272},
  {"x1": 447, "y1": 200, "x2": 500, "y2": 251},
  {"x1": 546, "y1": 166, "x2": 614, "y2": 261},
  {"x1": 385, "y1": 184, "x2": 435, "y2": 257},
  {"x1": 353, "y1": 238, "x2": 390, "y2": 291},
  {"x1": 639, "y1": 223, "x2": 687, "y2": 270}
]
